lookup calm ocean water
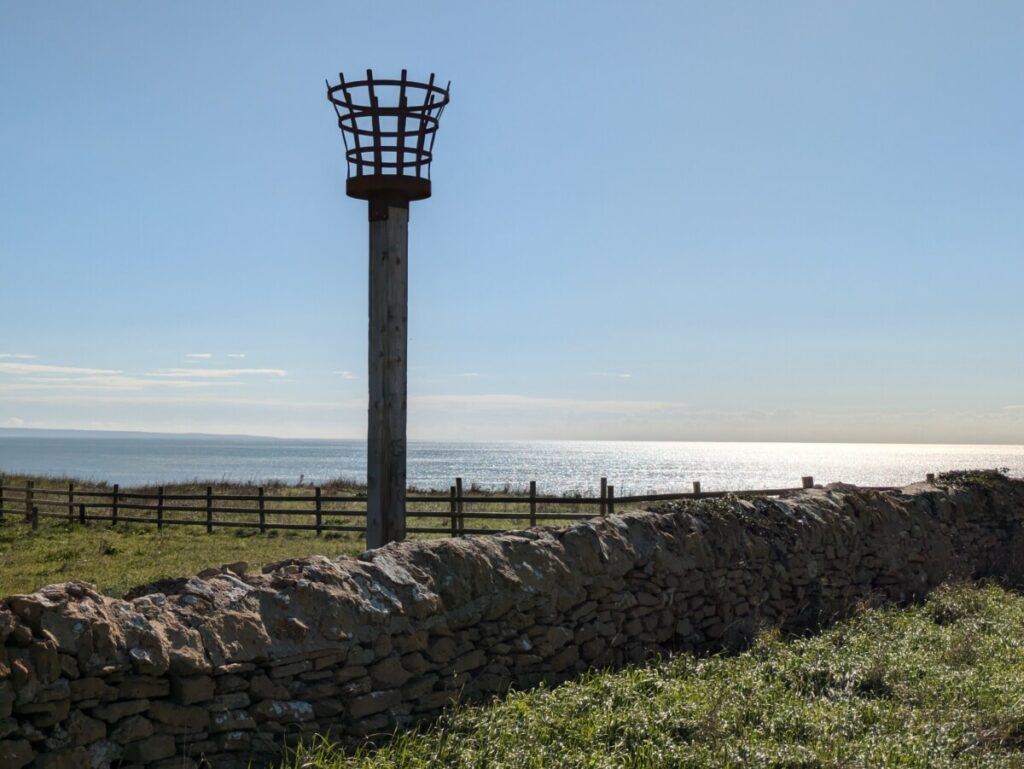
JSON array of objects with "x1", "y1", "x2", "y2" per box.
[{"x1": 0, "y1": 435, "x2": 1022, "y2": 495}]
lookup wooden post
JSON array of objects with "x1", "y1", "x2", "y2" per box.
[
  {"x1": 802, "y1": 476, "x2": 814, "y2": 489},
  {"x1": 455, "y1": 477, "x2": 464, "y2": 536},
  {"x1": 607, "y1": 484, "x2": 615, "y2": 517},
  {"x1": 68, "y1": 482, "x2": 75, "y2": 522},
  {"x1": 365, "y1": 202, "x2": 409, "y2": 550},
  {"x1": 599, "y1": 476, "x2": 607, "y2": 517},
  {"x1": 926, "y1": 473, "x2": 936, "y2": 483},
  {"x1": 315, "y1": 486, "x2": 323, "y2": 537},
  {"x1": 157, "y1": 487, "x2": 164, "y2": 531},
  {"x1": 205, "y1": 486, "x2": 213, "y2": 534},
  {"x1": 693, "y1": 480, "x2": 702, "y2": 497},
  {"x1": 24, "y1": 480, "x2": 33, "y2": 522},
  {"x1": 78, "y1": 503, "x2": 85, "y2": 525},
  {"x1": 30, "y1": 506, "x2": 38, "y2": 532},
  {"x1": 111, "y1": 483, "x2": 119, "y2": 525},
  {"x1": 0, "y1": 476, "x2": 5, "y2": 521},
  {"x1": 449, "y1": 485, "x2": 457, "y2": 537},
  {"x1": 258, "y1": 486, "x2": 266, "y2": 533},
  {"x1": 529, "y1": 480, "x2": 537, "y2": 527}
]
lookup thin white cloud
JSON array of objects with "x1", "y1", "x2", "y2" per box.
[
  {"x1": 185, "y1": 353, "x2": 213, "y2": 359},
  {"x1": 5, "y1": 375, "x2": 224, "y2": 391},
  {"x1": 0, "y1": 353, "x2": 37, "y2": 359},
  {"x1": 227, "y1": 353, "x2": 246, "y2": 359},
  {"x1": 2, "y1": 417, "x2": 26, "y2": 427},
  {"x1": 587, "y1": 371, "x2": 633, "y2": 379},
  {"x1": 333, "y1": 370, "x2": 357, "y2": 380},
  {"x1": 455, "y1": 372, "x2": 481, "y2": 378},
  {"x1": 0, "y1": 390, "x2": 358, "y2": 409},
  {"x1": 1003, "y1": 405, "x2": 1024, "y2": 411},
  {"x1": 0, "y1": 362, "x2": 121, "y2": 376},
  {"x1": 148, "y1": 368, "x2": 287, "y2": 379},
  {"x1": 412, "y1": 393, "x2": 687, "y2": 415}
]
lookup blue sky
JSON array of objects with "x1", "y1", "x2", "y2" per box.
[{"x1": 1, "y1": 1, "x2": 1022, "y2": 443}]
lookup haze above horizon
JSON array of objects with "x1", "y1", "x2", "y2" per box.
[{"x1": 2, "y1": 2, "x2": 1022, "y2": 444}]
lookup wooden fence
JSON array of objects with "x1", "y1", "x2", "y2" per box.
[{"x1": 0, "y1": 475, "x2": 902, "y2": 537}]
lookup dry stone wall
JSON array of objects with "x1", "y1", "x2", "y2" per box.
[{"x1": 1, "y1": 474, "x2": 1023, "y2": 769}]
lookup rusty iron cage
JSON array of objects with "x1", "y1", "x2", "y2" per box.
[{"x1": 326, "y1": 69, "x2": 451, "y2": 203}]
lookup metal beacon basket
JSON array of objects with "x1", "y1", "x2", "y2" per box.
[{"x1": 326, "y1": 69, "x2": 451, "y2": 209}]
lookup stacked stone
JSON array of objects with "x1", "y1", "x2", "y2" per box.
[{"x1": 0, "y1": 475, "x2": 1021, "y2": 768}]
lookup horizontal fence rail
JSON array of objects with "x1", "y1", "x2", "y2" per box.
[{"x1": 0, "y1": 475, "x2": 903, "y2": 538}]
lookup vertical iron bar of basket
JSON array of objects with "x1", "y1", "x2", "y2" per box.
[
  {"x1": 366, "y1": 70, "x2": 383, "y2": 174},
  {"x1": 414, "y1": 74, "x2": 435, "y2": 178},
  {"x1": 396, "y1": 70, "x2": 408, "y2": 176}
]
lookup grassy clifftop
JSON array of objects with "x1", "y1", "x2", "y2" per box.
[{"x1": 0, "y1": 473, "x2": 608, "y2": 596}]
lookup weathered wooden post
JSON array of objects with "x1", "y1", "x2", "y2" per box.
[{"x1": 327, "y1": 69, "x2": 451, "y2": 549}]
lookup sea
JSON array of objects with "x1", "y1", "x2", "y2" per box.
[{"x1": 0, "y1": 434, "x2": 1022, "y2": 495}]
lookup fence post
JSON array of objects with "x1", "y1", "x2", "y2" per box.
[
  {"x1": 0, "y1": 476, "x2": 5, "y2": 521},
  {"x1": 25, "y1": 480, "x2": 33, "y2": 522},
  {"x1": 31, "y1": 506, "x2": 38, "y2": 532},
  {"x1": 205, "y1": 486, "x2": 213, "y2": 534},
  {"x1": 693, "y1": 481, "x2": 701, "y2": 497},
  {"x1": 79, "y1": 503, "x2": 86, "y2": 525},
  {"x1": 157, "y1": 487, "x2": 164, "y2": 531},
  {"x1": 315, "y1": 486, "x2": 323, "y2": 537},
  {"x1": 455, "y1": 478, "x2": 464, "y2": 536},
  {"x1": 449, "y1": 486, "x2": 457, "y2": 537},
  {"x1": 111, "y1": 483, "x2": 119, "y2": 525},
  {"x1": 926, "y1": 473, "x2": 936, "y2": 483},
  {"x1": 529, "y1": 480, "x2": 537, "y2": 527},
  {"x1": 801, "y1": 476, "x2": 814, "y2": 489},
  {"x1": 258, "y1": 486, "x2": 266, "y2": 533},
  {"x1": 599, "y1": 476, "x2": 607, "y2": 517},
  {"x1": 607, "y1": 484, "x2": 615, "y2": 517}
]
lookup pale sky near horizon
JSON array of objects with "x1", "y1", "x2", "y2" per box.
[{"x1": 1, "y1": 1, "x2": 1022, "y2": 444}]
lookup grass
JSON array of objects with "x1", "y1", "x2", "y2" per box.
[
  {"x1": 0, "y1": 519, "x2": 366, "y2": 597},
  {"x1": 0, "y1": 473, "x2": 622, "y2": 596},
  {"x1": 283, "y1": 582, "x2": 1024, "y2": 769}
]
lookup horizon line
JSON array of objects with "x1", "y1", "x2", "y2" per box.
[{"x1": 0, "y1": 426, "x2": 1021, "y2": 449}]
